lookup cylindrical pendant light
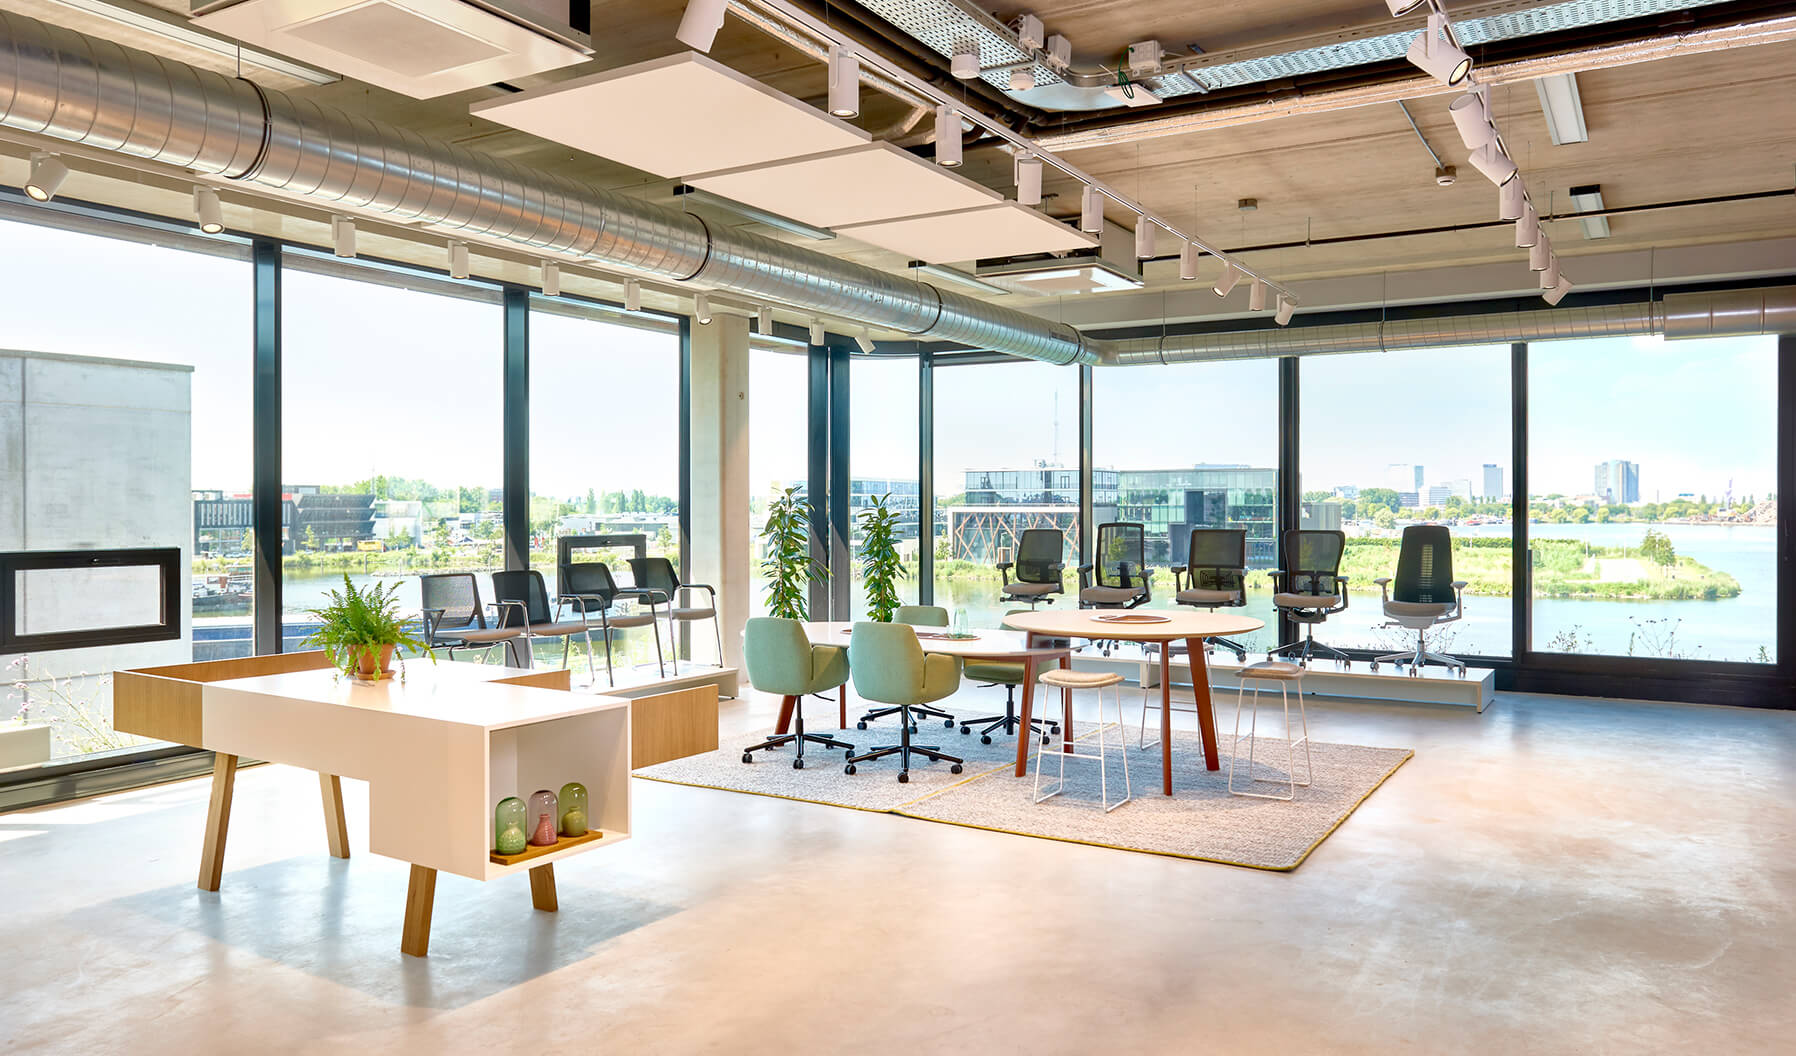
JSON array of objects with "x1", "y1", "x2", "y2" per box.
[
  {"x1": 1447, "y1": 90, "x2": 1494, "y2": 151},
  {"x1": 332, "y1": 215, "x2": 356, "y2": 258},
  {"x1": 1529, "y1": 234, "x2": 1553, "y2": 272},
  {"x1": 1407, "y1": 13, "x2": 1472, "y2": 86},
  {"x1": 541, "y1": 262, "x2": 560, "y2": 297},
  {"x1": 1214, "y1": 262, "x2": 1242, "y2": 297},
  {"x1": 1275, "y1": 295, "x2": 1297, "y2": 326},
  {"x1": 1543, "y1": 275, "x2": 1574, "y2": 306},
  {"x1": 809, "y1": 318, "x2": 825, "y2": 345},
  {"x1": 1016, "y1": 154, "x2": 1042, "y2": 206},
  {"x1": 1499, "y1": 179, "x2": 1525, "y2": 221},
  {"x1": 934, "y1": 106, "x2": 962, "y2": 167},
  {"x1": 1249, "y1": 279, "x2": 1267, "y2": 312},
  {"x1": 1179, "y1": 241, "x2": 1199, "y2": 280},
  {"x1": 694, "y1": 292, "x2": 712, "y2": 324},
  {"x1": 1469, "y1": 143, "x2": 1518, "y2": 186},
  {"x1": 1080, "y1": 186, "x2": 1103, "y2": 234},
  {"x1": 624, "y1": 280, "x2": 641, "y2": 312},
  {"x1": 1515, "y1": 204, "x2": 1540, "y2": 248},
  {"x1": 194, "y1": 186, "x2": 224, "y2": 234},
  {"x1": 827, "y1": 46, "x2": 859, "y2": 118},
  {"x1": 25, "y1": 152, "x2": 70, "y2": 202},
  {"x1": 448, "y1": 240, "x2": 469, "y2": 279},
  {"x1": 757, "y1": 305, "x2": 772, "y2": 334},
  {"x1": 1539, "y1": 255, "x2": 1560, "y2": 289},
  {"x1": 1134, "y1": 217, "x2": 1155, "y2": 260}
]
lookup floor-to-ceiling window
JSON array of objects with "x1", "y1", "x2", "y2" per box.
[
  {"x1": 748, "y1": 345, "x2": 812, "y2": 614},
  {"x1": 1093, "y1": 359, "x2": 1281, "y2": 653},
  {"x1": 0, "y1": 214, "x2": 251, "y2": 768},
  {"x1": 1529, "y1": 334, "x2": 1777, "y2": 663},
  {"x1": 1299, "y1": 343, "x2": 1514, "y2": 657},
  {"x1": 848, "y1": 353, "x2": 922, "y2": 619},
  {"x1": 528, "y1": 300, "x2": 684, "y2": 674},
  {"x1": 280, "y1": 258, "x2": 503, "y2": 654},
  {"x1": 933, "y1": 358, "x2": 1080, "y2": 625}
]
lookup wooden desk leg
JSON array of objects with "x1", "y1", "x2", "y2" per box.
[
  {"x1": 1186, "y1": 637, "x2": 1221, "y2": 772},
  {"x1": 198, "y1": 752, "x2": 238, "y2": 892},
  {"x1": 320, "y1": 773, "x2": 350, "y2": 859},
  {"x1": 1159, "y1": 645, "x2": 1174, "y2": 796},
  {"x1": 401, "y1": 864, "x2": 437, "y2": 958},
  {"x1": 838, "y1": 685, "x2": 847, "y2": 730},
  {"x1": 1059, "y1": 653, "x2": 1073, "y2": 753},
  {"x1": 529, "y1": 863, "x2": 559, "y2": 912},
  {"x1": 1013, "y1": 643, "x2": 1038, "y2": 777},
  {"x1": 774, "y1": 694, "x2": 796, "y2": 735}
]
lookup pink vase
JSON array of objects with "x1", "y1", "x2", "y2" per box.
[{"x1": 530, "y1": 813, "x2": 557, "y2": 846}]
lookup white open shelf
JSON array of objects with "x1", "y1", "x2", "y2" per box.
[
  {"x1": 485, "y1": 702, "x2": 631, "y2": 880},
  {"x1": 836, "y1": 201, "x2": 1098, "y2": 263},
  {"x1": 687, "y1": 141, "x2": 1001, "y2": 229}
]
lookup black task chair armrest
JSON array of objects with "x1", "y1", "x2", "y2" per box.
[
  {"x1": 996, "y1": 560, "x2": 1014, "y2": 586},
  {"x1": 1076, "y1": 563, "x2": 1095, "y2": 589},
  {"x1": 1170, "y1": 564, "x2": 1187, "y2": 591},
  {"x1": 996, "y1": 561, "x2": 1014, "y2": 571},
  {"x1": 1336, "y1": 577, "x2": 1350, "y2": 611}
]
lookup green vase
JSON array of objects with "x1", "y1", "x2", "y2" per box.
[
  {"x1": 494, "y1": 796, "x2": 528, "y2": 854},
  {"x1": 559, "y1": 781, "x2": 590, "y2": 836}
]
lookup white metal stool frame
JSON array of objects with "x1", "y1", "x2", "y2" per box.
[
  {"x1": 1228, "y1": 665, "x2": 1313, "y2": 801},
  {"x1": 1135, "y1": 640, "x2": 1208, "y2": 750},
  {"x1": 1033, "y1": 671, "x2": 1132, "y2": 813}
]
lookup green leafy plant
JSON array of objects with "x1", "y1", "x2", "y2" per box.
[
  {"x1": 302, "y1": 573, "x2": 431, "y2": 678},
  {"x1": 760, "y1": 486, "x2": 823, "y2": 621},
  {"x1": 857, "y1": 492, "x2": 905, "y2": 622}
]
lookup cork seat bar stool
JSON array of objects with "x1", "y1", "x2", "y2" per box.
[
  {"x1": 1228, "y1": 661, "x2": 1313, "y2": 801},
  {"x1": 1033, "y1": 668, "x2": 1131, "y2": 813}
]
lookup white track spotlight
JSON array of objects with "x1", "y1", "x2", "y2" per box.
[
  {"x1": 624, "y1": 279, "x2": 642, "y2": 312},
  {"x1": 1275, "y1": 294, "x2": 1297, "y2": 326},
  {"x1": 1499, "y1": 178, "x2": 1525, "y2": 221},
  {"x1": 951, "y1": 42, "x2": 981, "y2": 79},
  {"x1": 1134, "y1": 217, "x2": 1155, "y2": 260},
  {"x1": 934, "y1": 106, "x2": 962, "y2": 167},
  {"x1": 1179, "y1": 240, "x2": 1199, "y2": 280},
  {"x1": 1009, "y1": 67, "x2": 1035, "y2": 91},
  {"x1": 827, "y1": 46, "x2": 859, "y2": 118},
  {"x1": 694, "y1": 292, "x2": 712, "y2": 324},
  {"x1": 1015, "y1": 154, "x2": 1042, "y2": 206},
  {"x1": 1447, "y1": 90, "x2": 1494, "y2": 151},
  {"x1": 1543, "y1": 274, "x2": 1574, "y2": 306},
  {"x1": 1516, "y1": 202, "x2": 1540, "y2": 248},
  {"x1": 331, "y1": 215, "x2": 356, "y2": 258},
  {"x1": 1529, "y1": 233, "x2": 1553, "y2": 272},
  {"x1": 675, "y1": 0, "x2": 727, "y2": 52},
  {"x1": 757, "y1": 305, "x2": 772, "y2": 334},
  {"x1": 1213, "y1": 261, "x2": 1243, "y2": 297},
  {"x1": 1469, "y1": 143, "x2": 1518, "y2": 186},
  {"x1": 194, "y1": 186, "x2": 225, "y2": 234},
  {"x1": 1407, "y1": 13, "x2": 1472, "y2": 87},
  {"x1": 541, "y1": 262, "x2": 560, "y2": 297},
  {"x1": 809, "y1": 318, "x2": 825, "y2": 345},
  {"x1": 1539, "y1": 255, "x2": 1560, "y2": 290},
  {"x1": 24, "y1": 152, "x2": 69, "y2": 202},
  {"x1": 1385, "y1": 0, "x2": 1427, "y2": 14},
  {"x1": 854, "y1": 330, "x2": 876, "y2": 354},
  {"x1": 1080, "y1": 186, "x2": 1103, "y2": 234},
  {"x1": 1249, "y1": 279, "x2": 1267, "y2": 312}
]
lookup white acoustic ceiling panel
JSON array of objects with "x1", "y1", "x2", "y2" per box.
[
  {"x1": 193, "y1": 0, "x2": 592, "y2": 99},
  {"x1": 836, "y1": 202, "x2": 1097, "y2": 264},
  {"x1": 471, "y1": 51, "x2": 870, "y2": 178},
  {"x1": 686, "y1": 142, "x2": 1001, "y2": 229}
]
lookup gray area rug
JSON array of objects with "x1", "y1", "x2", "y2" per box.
[{"x1": 635, "y1": 716, "x2": 1411, "y2": 871}]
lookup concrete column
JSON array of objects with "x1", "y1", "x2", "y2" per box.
[{"x1": 687, "y1": 315, "x2": 751, "y2": 673}]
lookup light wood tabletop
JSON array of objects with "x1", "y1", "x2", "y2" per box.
[
  {"x1": 803, "y1": 621, "x2": 1073, "y2": 660},
  {"x1": 1004, "y1": 608, "x2": 1267, "y2": 795}
]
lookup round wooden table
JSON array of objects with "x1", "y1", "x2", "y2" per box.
[{"x1": 1003, "y1": 609, "x2": 1265, "y2": 796}]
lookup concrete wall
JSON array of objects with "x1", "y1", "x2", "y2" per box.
[{"x1": 685, "y1": 318, "x2": 751, "y2": 672}]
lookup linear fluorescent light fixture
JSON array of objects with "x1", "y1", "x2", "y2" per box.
[
  {"x1": 827, "y1": 46, "x2": 859, "y2": 118},
  {"x1": 49, "y1": 0, "x2": 336, "y2": 84},
  {"x1": 673, "y1": 186, "x2": 834, "y2": 241},
  {"x1": 1408, "y1": 13, "x2": 1472, "y2": 87},
  {"x1": 908, "y1": 260, "x2": 1009, "y2": 296},
  {"x1": 676, "y1": 0, "x2": 727, "y2": 52},
  {"x1": 1568, "y1": 184, "x2": 1611, "y2": 239},
  {"x1": 1535, "y1": 73, "x2": 1589, "y2": 145},
  {"x1": 25, "y1": 152, "x2": 69, "y2": 202}
]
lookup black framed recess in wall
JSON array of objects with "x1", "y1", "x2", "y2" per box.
[{"x1": 0, "y1": 548, "x2": 182, "y2": 653}]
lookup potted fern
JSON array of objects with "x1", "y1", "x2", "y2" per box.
[
  {"x1": 760, "y1": 486, "x2": 824, "y2": 620},
  {"x1": 302, "y1": 574, "x2": 431, "y2": 680},
  {"x1": 857, "y1": 492, "x2": 905, "y2": 622}
]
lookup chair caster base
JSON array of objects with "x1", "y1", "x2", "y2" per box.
[
  {"x1": 856, "y1": 721, "x2": 868, "y2": 730},
  {"x1": 844, "y1": 764, "x2": 856, "y2": 775},
  {"x1": 897, "y1": 771, "x2": 908, "y2": 784},
  {"x1": 792, "y1": 758, "x2": 804, "y2": 770},
  {"x1": 950, "y1": 763, "x2": 963, "y2": 774},
  {"x1": 981, "y1": 735, "x2": 992, "y2": 745},
  {"x1": 742, "y1": 752, "x2": 753, "y2": 764}
]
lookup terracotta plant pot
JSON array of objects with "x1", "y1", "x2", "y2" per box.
[{"x1": 350, "y1": 643, "x2": 396, "y2": 679}]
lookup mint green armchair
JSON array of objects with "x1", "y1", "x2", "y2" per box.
[
  {"x1": 844, "y1": 622, "x2": 964, "y2": 782},
  {"x1": 857, "y1": 604, "x2": 955, "y2": 730},
  {"x1": 958, "y1": 609, "x2": 1060, "y2": 745},
  {"x1": 741, "y1": 617, "x2": 854, "y2": 769}
]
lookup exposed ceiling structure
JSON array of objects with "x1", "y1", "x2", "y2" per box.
[{"x1": 0, "y1": 0, "x2": 1790, "y2": 341}]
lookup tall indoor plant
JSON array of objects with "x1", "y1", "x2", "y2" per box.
[
  {"x1": 760, "y1": 486, "x2": 824, "y2": 621},
  {"x1": 857, "y1": 492, "x2": 905, "y2": 623},
  {"x1": 302, "y1": 574, "x2": 431, "y2": 679}
]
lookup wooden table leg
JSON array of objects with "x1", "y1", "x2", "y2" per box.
[
  {"x1": 1159, "y1": 644, "x2": 1174, "y2": 796},
  {"x1": 1059, "y1": 652, "x2": 1073, "y2": 753},
  {"x1": 529, "y1": 863, "x2": 559, "y2": 912},
  {"x1": 198, "y1": 752, "x2": 238, "y2": 892},
  {"x1": 1013, "y1": 639, "x2": 1038, "y2": 777},
  {"x1": 774, "y1": 694, "x2": 796, "y2": 735},
  {"x1": 1187, "y1": 637, "x2": 1221, "y2": 772},
  {"x1": 319, "y1": 773, "x2": 350, "y2": 859},
  {"x1": 401, "y1": 864, "x2": 437, "y2": 958},
  {"x1": 838, "y1": 684, "x2": 846, "y2": 729}
]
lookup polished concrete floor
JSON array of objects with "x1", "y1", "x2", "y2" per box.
[{"x1": 2, "y1": 681, "x2": 1793, "y2": 1055}]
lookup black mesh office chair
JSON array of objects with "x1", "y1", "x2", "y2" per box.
[
  {"x1": 1079, "y1": 522, "x2": 1152, "y2": 609},
  {"x1": 1266, "y1": 530, "x2": 1351, "y2": 665},
  {"x1": 557, "y1": 562, "x2": 668, "y2": 686},
  {"x1": 628, "y1": 556, "x2": 723, "y2": 670},
  {"x1": 418, "y1": 573, "x2": 525, "y2": 665},
  {"x1": 1371, "y1": 525, "x2": 1468, "y2": 675},
  {"x1": 491, "y1": 569, "x2": 598, "y2": 676},
  {"x1": 1170, "y1": 528, "x2": 1251, "y2": 662},
  {"x1": 998, "y1": 528, "x2": 1066, "y2": 608}
]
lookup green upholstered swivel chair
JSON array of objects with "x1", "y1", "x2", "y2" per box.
[
  {"x1": 856, "y1": 605, "x2": 958, "y2": 732},
  {"x1": 956, "y1": 609, "x2": 1061, "y2": 745},
  {"x1": 740, "y1": 617, "x2": 855, "y2": 769},
  {"x1": 843, "y1": 622, "x2": 965, "y2": 783}
]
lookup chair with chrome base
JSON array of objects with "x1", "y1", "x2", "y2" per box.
[
  {"x1": 844, "y1": 622, "x2": 964, "y2": 783},
  {"x1": 855, "y1": 605, "x2": 957, "y2": 733},
  {"x1": 739, "y1": 617, "x2": 854, "y2": 769},
  {"x1": 957, "y1": 609, "x2": 1061, "y2": 746},
  {"x1": 1227, "y1": 661, "x2": 1311, "y2": 801},
  {"x1": 628, "y1": 556, "x2": 724, "y2": 670},
  {"x1": 556, "y1": 561, "x2": 667, "y2": 687},
  {"x1": 1266, "y1": 529, "x2": 1352, "y2": 666},
  {"x1": 1371, "y1": 524, "x2": 1469, "y2": 676},
  {"x1": 1033, "y1": 669, "x2": 1131, "y2": 813},
  {"x1": 1171, "y1": 528, "x2": 1252, "y2": 662},
  {"x1": 998, "y1": 528, "x2": 1066, "y2": 609}
]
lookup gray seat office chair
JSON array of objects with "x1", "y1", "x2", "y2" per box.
[
  {"x1": 1079, "y1": 522, "x2": 1153, "y2": 609},
  {"x1": 418, "y1": 573, "x2": 525, "y2": 665},
  {"x1": 1171, "y1": 528, "x2": 1251, "y2": 662},
  {"x1": 491, "y1": 569, "x2": 598, "y2": 676},
  {"x1": 556, "y1": 562, "x2": 668, "y2": 686},
  {"x1": 1266, "y1": 529, "x2": 1352, "y2": 666},
  {"x1": 998, "y1": 528, "x2": 1066, "y2": 608},
  {"x1": 1371, "y1": 525, "x2": 1468, "y2": 676},
  {"x1": 628, "y1": 556, "x2": 724, "y2": 670}
]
